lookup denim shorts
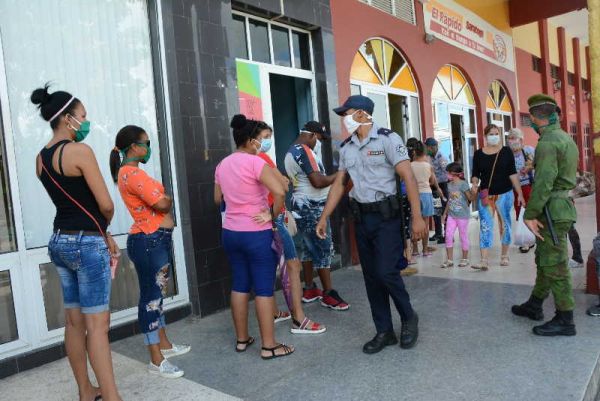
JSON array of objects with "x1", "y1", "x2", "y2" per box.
[
  {"x1": 274, "y1": 213, "x2": 298, "y2": 261},
  {"x1": 419, "y1": 193, "x2": 434, "y2": 217},
  {"x1": 292, "y1": 199, "x2": 333, "y2": 269},
  {"x1": 48, "y1": 231, "x2": 111, "y2": 314}
]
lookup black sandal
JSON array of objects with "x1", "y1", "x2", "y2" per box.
[
  {"x1": 235, "y1": 336, "x2": 255, "y2": 353},
  {"x1": 261, "y1": 343, "x2": 294, "y2": 360}
]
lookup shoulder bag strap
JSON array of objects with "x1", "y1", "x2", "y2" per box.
[
  {"x1": 39, "y1": 153, "x2": 108, "y2": 245},
  {"x1": 487, "y1": 150, "x2": 501, "y2": 193}
]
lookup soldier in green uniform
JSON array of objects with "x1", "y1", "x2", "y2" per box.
[{"x1": 511, "y1": 94, "x2": 578, "y2": 336}]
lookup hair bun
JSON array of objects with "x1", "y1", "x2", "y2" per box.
[
  {"x1": 230, "y1": 114, "x2": 247, "y2": 129},
  {"x1": 30, "y1": 83, "x2": 51, "y2": 106}
]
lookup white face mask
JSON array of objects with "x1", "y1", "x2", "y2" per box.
[
  {"x1": 343, "y1": 110, "x2": 372, "y2": 133},
  {"x1": 486, "y1": 134, "x2": 500, "y2": 146}
]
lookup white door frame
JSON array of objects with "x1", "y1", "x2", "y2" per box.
[
  {"x1": 235, "y1": 59, "x2": 318, "y2": 163},
  {"x1": 351, "y1": 80, "x2": 420, "y2": 140}
]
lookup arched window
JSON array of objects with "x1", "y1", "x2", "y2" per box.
[
  {"x1": 487, "y1": 80, "x2": 512, "y2": 112},
  {"x1": 432, "y1": 64, "x2": 475, "y2": 106},
  {"x1": 350, "y1": 38, "x2": 417, "y2": 93},
  {"x1": 486, "y1": 80, "x2": 513, "y2": 138},
  {"x1": 349, "y1": 38, "x2": 420, "y2": 141}
]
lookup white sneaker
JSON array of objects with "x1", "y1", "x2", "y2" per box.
[
  {"x1": 568, "y1": 259, "x2": 583, "y2": 268},
  {"x1": 148, "y1": 359, "x2": 184, "y2": 379},
  {"x1": 161, "y1": 343, "x2": 191, "y2": 358}
]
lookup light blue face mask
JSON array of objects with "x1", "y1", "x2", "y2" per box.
[{"x1": 260, "y1": 138, "x2": 272, "y2": 153}]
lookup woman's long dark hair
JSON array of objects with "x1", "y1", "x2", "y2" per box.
[
  {"x1": 109, "y1": 125, "x2": 146, "y2": 183},
  {"x1": 406, "y1": 137, "x2": 420, "y2": 161},
  {"x1": 30, "y1": 83, "x2": 81, "y2": 129}
]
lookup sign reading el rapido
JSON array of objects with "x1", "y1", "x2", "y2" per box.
[{"x1": 423, "y1": 0, "x2": 515, "y2": 71}]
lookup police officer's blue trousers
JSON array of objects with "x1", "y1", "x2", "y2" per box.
[{"x1": 355, "y1": 212, "x2": 414, "y2": 333}]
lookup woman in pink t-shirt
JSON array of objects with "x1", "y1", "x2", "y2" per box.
[{"x1": 214, "y1": 114, "x2": 294, "y2": 360}]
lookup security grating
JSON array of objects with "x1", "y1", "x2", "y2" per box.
[{"x1": 359, "y1": 0, "x2": 416, "y2": 25}]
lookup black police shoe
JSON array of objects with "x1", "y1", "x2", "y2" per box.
[
  {"x1": 511, "y1": 295, "x2": 544, "y2": 321},
  {"x1": 532, "y1": 311, "x2": 576, "y2": 336},
  {"x1": 429, "y1": 234, "x2": 441, "y2": 242},
  {"x1": 437, "y1": 236, "x2": 446, "y2": 244},
  {"x1": 400, "y1": 312, "x2": 419, "y2": 349},
  {"x1": 362, "y1": 332, "x2": 398, "y2": 354}
]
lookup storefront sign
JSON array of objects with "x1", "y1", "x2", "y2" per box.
[
  {"x1": 423, "y1": 0, "x2": 515, "y2": 71},
  {"x1": 236, "y1": 61, "x2": 264, "y2": 120}
]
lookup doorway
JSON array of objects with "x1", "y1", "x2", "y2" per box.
[
  {"x1": 269, "y1": 73, "x2": 314, "y2": 172},
  {"x1": 450, "y1": 114, "x2": 464, "y2": 166},
  {"x1": 388, "y1": 94, "x2": 406, "y2": 140}
]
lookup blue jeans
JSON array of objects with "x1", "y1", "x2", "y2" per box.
[
  {"x1": 478, "y1": 190, "x2": 514, "y2": 249},
  {"x1": 127, "y1": 228, "x2": 173, "y2": 345},
  {"x1": 222, "y1": 229, "x2": 277, "y2": 297},
  {"x1": 274, "y1": 213, "x2": 298, "y2": 261},
  {"x1": 292, "y1": 199, "x2": 333, "y2": 269},
  {"x1": 48, "y1": 232, "x2": 111, "y2": 314}
]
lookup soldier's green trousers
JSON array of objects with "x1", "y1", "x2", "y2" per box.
[{"x1": 531, "y1": 220, "x2": 575, "y2": 311}]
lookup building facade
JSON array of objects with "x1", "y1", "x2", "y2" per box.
[{"x1": 0, "y1": 0, "x2": 593, "y2": 376}]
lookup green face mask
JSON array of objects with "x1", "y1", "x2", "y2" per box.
[
  {"x1": 70, "y1": 117, "x2": 91, "y2": 142},
  {"x1": 530, "y1": 112, "x2": 558, "y2": 134},
  {"x1": 122, "y1": 143, "x2": 151, "y2": 164}
]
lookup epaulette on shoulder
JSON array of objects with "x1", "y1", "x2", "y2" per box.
[
  {"x1": 340, "y1": 136, "x2": 352, "y2": 148},
  {"x1": 377, "y1": 128, "x2": 392, "y2": 136}
]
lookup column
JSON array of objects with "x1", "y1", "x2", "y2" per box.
[
  {"x1": 573, "y1": 37, "x2": 585, "y2": 171},
  {"x1": 589, "y1": 0, "x2": 600, "y2": 230},
  {"x1": 538, "y1": 19, "x2": 553, "y2": 94},
  {"x1": 557, "y1": 27, "x2": 569, "y2": 132}
]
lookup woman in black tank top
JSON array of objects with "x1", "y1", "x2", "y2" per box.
[{"x1": 32, "y1": 84, "x2": 122, "y2": 401}]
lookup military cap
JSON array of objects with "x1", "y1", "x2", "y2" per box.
[{"x1": 527, "y1": 94, "x2": 557, "y2": 110}]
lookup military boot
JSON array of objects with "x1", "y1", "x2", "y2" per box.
[
  {"x1": 511, "y1": 295, "x2": 544, "y2": 321},
  {"x1": 532, "y1": 310, "x2": 576, "y2": 336}
]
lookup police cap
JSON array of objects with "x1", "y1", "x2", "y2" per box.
[
  {"x1": 527, "y1": 94, "x2": 557, "y2": 111},
  {"x1": 333, "y1": 95, "x2": 375, "y2": 116}
]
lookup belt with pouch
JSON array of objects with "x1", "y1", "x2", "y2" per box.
[{"x1": 350, "y1": 195, "x2": 401, "y2": 221}]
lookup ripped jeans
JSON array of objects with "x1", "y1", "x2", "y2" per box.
[{"x1": 127, "y1": 228, "x2": 174, "y2": 345}]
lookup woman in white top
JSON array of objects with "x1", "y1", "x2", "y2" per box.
[{"x1": 411, "y1": 140, "x2": 445, "y2": 257}]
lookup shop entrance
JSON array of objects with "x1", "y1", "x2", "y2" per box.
[
  {"x1": 269, "y1": 74, "x2": 314, "y2": 172},
  {"x1": 486, "y1": 80, "x2": 514, "y2": 143},
  {"x1": 349, "y1": 38, "x2": 421, "y2": 141},
  {"x1": 450, "y1": 114, "x2": 464, "y2": 165},
  {"x1": 431, "y1": 65, "x2": 478, "y2": 180}
]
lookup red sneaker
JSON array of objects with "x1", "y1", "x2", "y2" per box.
[
  {"x1": 321, "y1": 289, "x2": 349, "y2": 311},
  {"x1": 302, "y1": 285, "x2": 323, "y2": 303}
]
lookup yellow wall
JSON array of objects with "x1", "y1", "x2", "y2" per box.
[
  {"x1": 581, "y1": 46, "x2": 588, "y2": 78},
  {"x1": 548, "y1": 22, "x2": 560, "y2": 65},
  {"x1": 453, "y1": 0, "x2": 512, "y2": 34},
  {"x1": 513, "y1": 22, "x2": 541, "y2": 57}
]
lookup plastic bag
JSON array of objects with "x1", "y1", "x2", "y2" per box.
[{"x1": 514, "y1": 208, "x2": 536, "y2": 247}]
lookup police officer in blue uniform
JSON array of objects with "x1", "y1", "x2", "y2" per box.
[{"x1": 316, "y1": 95, "x2": 428, "y2": 354}]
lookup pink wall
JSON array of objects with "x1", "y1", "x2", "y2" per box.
[{"x1": 330, "y1": 0, "x2": 518, "y2": 146}]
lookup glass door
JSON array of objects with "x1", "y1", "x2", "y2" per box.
[{"x1": 364, "y1": 89, "x2": 390, "y2": 129}]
